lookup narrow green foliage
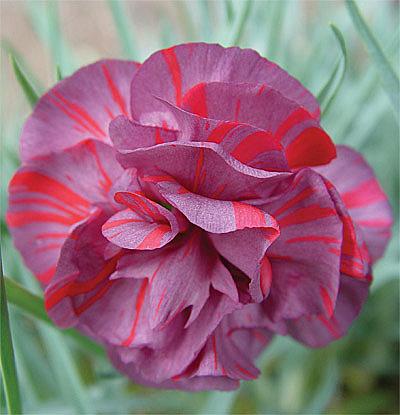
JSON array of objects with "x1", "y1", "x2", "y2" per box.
[
  {"x1": 56, "y1": 65, "x2": 63, "y2": 81},
  {"x1": 228, "y1": 0, "x2": 253, "y2": 45},
  {"x1": 346, "y1": 0, "x2": 399, "y2": 112},
  {"x1": 108, "y1": 0, "x2": 138, "y2": 59},
  {"x1": 317, "y1": 24, "x2": 347, "y2": 117},
  {"x1": 264, "y1": 0, "x2": 287, "y2": 60},
  {"x1": 4, "y1": 277, "x2": 105, "y2": 357},
  {"x1": 0, "y1": 252, "x2": 22, "y2": 414},
  {"x1": 10, "y1": 54, "x2": 39, "y2": 108}
]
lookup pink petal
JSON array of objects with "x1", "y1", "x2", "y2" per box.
[
  {"x1": 7, "y1": 140, "x2": 123, "y2": 284},
  {"x1": 262, "y1": 169, "x2": 343, "y2": 321},
  {"x1": 102, "y1": 191, "x2": 180, "y2": 250},
  {"x1": 21, "y1": 60, "x2": 139, "y2": 161},
  {"x1": 130, "y1": 43, "x2": 319, "y2": 125},
  {"x1": 109, "y1": 115, "x2": 178, "y2": 151},
  {"x1": 286, "y1": 274, "x2": 369, "y2": 347},
  {"x1": 155, "y1": 98, "x2": 289, "y2": 171},
  {"x1": 315, "y1": 145, "x2": 392, "y2": 262},
  {"x1": 180, "y1": 81, "x2": 335, "y2": 169},
  {"x1": 112, "y1": 230, "x2": 239, "y2": 330},
  {"x1": 115, "y1": 141, "x2": 289, "y2": 203}
]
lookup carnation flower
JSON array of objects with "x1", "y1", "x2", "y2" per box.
[{"x1": 7, "y1": 43, "x2": 392, "y2": 391}]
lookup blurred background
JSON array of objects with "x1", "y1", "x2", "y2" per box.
[{"x1": 0, "y1": 0, "x2": 399, "y2": 414}]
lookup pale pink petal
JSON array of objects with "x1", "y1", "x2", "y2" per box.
[
  {"x1": 102, "y1": 191, "x2": 181, "y2": 250},
  {"x1": 315, "y1": 145, "x2": 392, "y2": 262},
  {"x1": 130, "y1": 43, "x2": 320, "y2": 125},
  {"x1": 262, "y1": 169, "x2": 343, "y2": 321},
  {"x1": 286, "y1": 275, "x2": 370, "y2": 347},
  {"x1": 109, "y1": 115, "x2": 178, "y2": 151},
  {"x1": 21, "y1": 60, "x2": 139, "y2": 161},
  {"x1": 7, "y1": 140, "x2": 123, "y2": 283}
]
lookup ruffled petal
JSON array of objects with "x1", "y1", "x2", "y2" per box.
[
  {"x1": 21, "y1": 60, "x2": 139, "y2": 161},
  {"x1": 7, "y1": 140, "x2": 123, "y2": 283},
  {"x1": 102, "y1": 191, "x2": 181, "y2": 250},
  {"x1": 286, "y1": 274, "x2": 369, "y2": 347},
  {"x1": 109, "y1": 115, "x2": 178, "y2": 151},
  {"x1": 315, "y1": 145, "x2": 392, "y2": 262},
  {"x1": 112, "y1": 230, "x2": 239, "y2": 330},
  {"x1": 262, "y1": 169, "x2": 343, "y2": 321},
  {"x1": 180, "y1": 82, "x2": 335, "y2": 169},
  {"x1": 130, "y1": 43, "x2": 320, "y2": 124},
  {"x1": 115, "y1": 141, "x2": 289, "y2": 203}
]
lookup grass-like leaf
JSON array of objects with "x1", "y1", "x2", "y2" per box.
[
  {"x1": 56, "y1": 65, "x2": 63, "y2": 81},
  {"x1": 108, "y1": 0, "x2": 138, "y2": 59},
  {"x1": 0, "y1": 252, "x2": 22, "y2": 414},
  {"x1": 4, "y1": 276, "x2": 105, "y2": 357},
  {"x1": 346, "y1": 0, "x2": 399, "y2": 112},
  {"x1": 228, "y1": 0, "x2": 253, "y2": 45},
  {"x1": 10, "y1": 54, "x2": 39, "y2": 108},
  {"x1": 317, "y1": 24, "x2": 347, "y2": 117}
]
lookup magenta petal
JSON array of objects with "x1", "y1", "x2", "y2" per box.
[
  {"x1": 7, "y1": 140, "x2": 122, "y2": 284},
  {"x1": 263, "y1": 169, "x2": 343, "y2": 321},
  {"x1": 112, "y1": 231, "x2": 238, "y2": 330},
  {"x1": 102, "y1": 191, "x2": 180, "y2": 250},
  {"x1": 109, "y1": 115, "x2": 178, "y2": 151},
  {"x1": 116, "y1": 141, "x2": 289, "y2": 203},
  {"x1": 315, "y1": 145, "x2": 392, "y2": 262},
  {"x1": 155, "y1": 97, "x2": 289, "y2": 171},
  {"x1": 21, "y1": 60, "x2": 139, "y2": 161},
  {"x1": 286, "y1": 274, "x2": 369, "y2": 347},
  {"x1": 114, "y1": 289, "x2": 239, "y2": 383},
  {"x1": 156, "y1": 178, "x2": 279, "y2": 234},
  {"x1": 130, "y1": 43, "x2": 320, "y2": 124}
]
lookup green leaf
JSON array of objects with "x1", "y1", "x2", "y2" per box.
[
  {"x1": 317, "y1": 24, "x2": 347, "y2": 117},
  {"x1": 0, "y1": 251, "x2": 22, "y2": 414},
  {"x1": 56, "y1": 65, "x2": 63, "y2": 81},
  {"x1": 108, "y1": 0, "x2": 139, "y2": 60},
  {"x1": 346, "y1": 0, "x2": 399, "y2": 113},
  {"x1": 4, "y1": 277, "x2": 105, "y2": 357},
  {"x1": 9, "y1": 54, "x2": 39, "y2": 108},
  {"x1": 228, "y1": 0, "x2": 253, "y2": 45}
]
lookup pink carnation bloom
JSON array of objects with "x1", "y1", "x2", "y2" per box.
[{"x1": 7, "y1": 43, "x2": 392, "y2": 391}]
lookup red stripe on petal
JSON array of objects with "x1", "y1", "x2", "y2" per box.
[
  {"x1": 279, "y1": 205, "x2": 336, "y2": 227},
  {"x1": 230, "y1": 131, "x2": 280, "y2": 164},
  {"x1": 136, "y1": 225, "x2": 171, "y2": 249},
  {"x1": 260, "y1": 256, "x2": 272, "y2": 297},
  {"x1": 232, "y1": 202, "x2": 266, "y2": 229},
  {"x1": 162, "y1": 47, "x2": 183, "y2": 106},
  {"x1": 286, "y1": 127, "x2": 336, "y2": 169},
  {"x1": 275, "y1": 108, "x2": 312, "y2": 142},
  {"x1": 341, "y1": 179, "x2": 387, "y2": 209},
  {"x1": 273, "y1": 187, "x2": 314, "y2": 217},
  {"x1": 37, "y1": 266, "x2": 56, "y2": 283},
  {"x1": 182, "y1": 82, "x2": 208, "y2": 118},
  {"x1": 101, "y1": 64, "x2": 128, "y2": 116},
  {"x1": 121, "y1": 278, "x2": 149, "y2": 346},
  {"x1": 207, "y1": 121, "x2": 239, "y2": 143},
  {"x1": 45, "y1": 252, "x2": 123, "y2": 309},
  {"x1": 10, "y1": 171, "x2": 90, "y2": 210}
]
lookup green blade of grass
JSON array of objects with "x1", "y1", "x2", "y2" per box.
[
  {"x1": 10, "y1": 54, "x2": 39, "y2": 108},
  {"x1": 4, "y1": 276, "x2": 105, "y2": 357},
  {"x1": 56, "y1": 65, "x2": 63, "y2": 81},
  {"x1": 108, "y1": 0, "x2": 138, "y2": 60},
  {"x1": 0, "y1": 252, "x2": 22, "y2": 414},
  {"x1": 228, "y1": 0, "x2": 253, "y2": 45},
  {"x1": 317, "y1": 24, "x2": 347, "y2": 117},
  {"x1": 346, "y1": 0, "x2": 399, "y2": 112}
]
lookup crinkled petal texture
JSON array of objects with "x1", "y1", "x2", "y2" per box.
[
  {"x1": 8, "y1": 43, "x2": 392, "y2": 391},
  {"x1": 21, "y1": 60, "x2": 139, "y2": 161}
]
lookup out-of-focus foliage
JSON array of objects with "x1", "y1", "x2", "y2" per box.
[{"x1": 0, "y1": 1, "x2": 398, "y2": 414}]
